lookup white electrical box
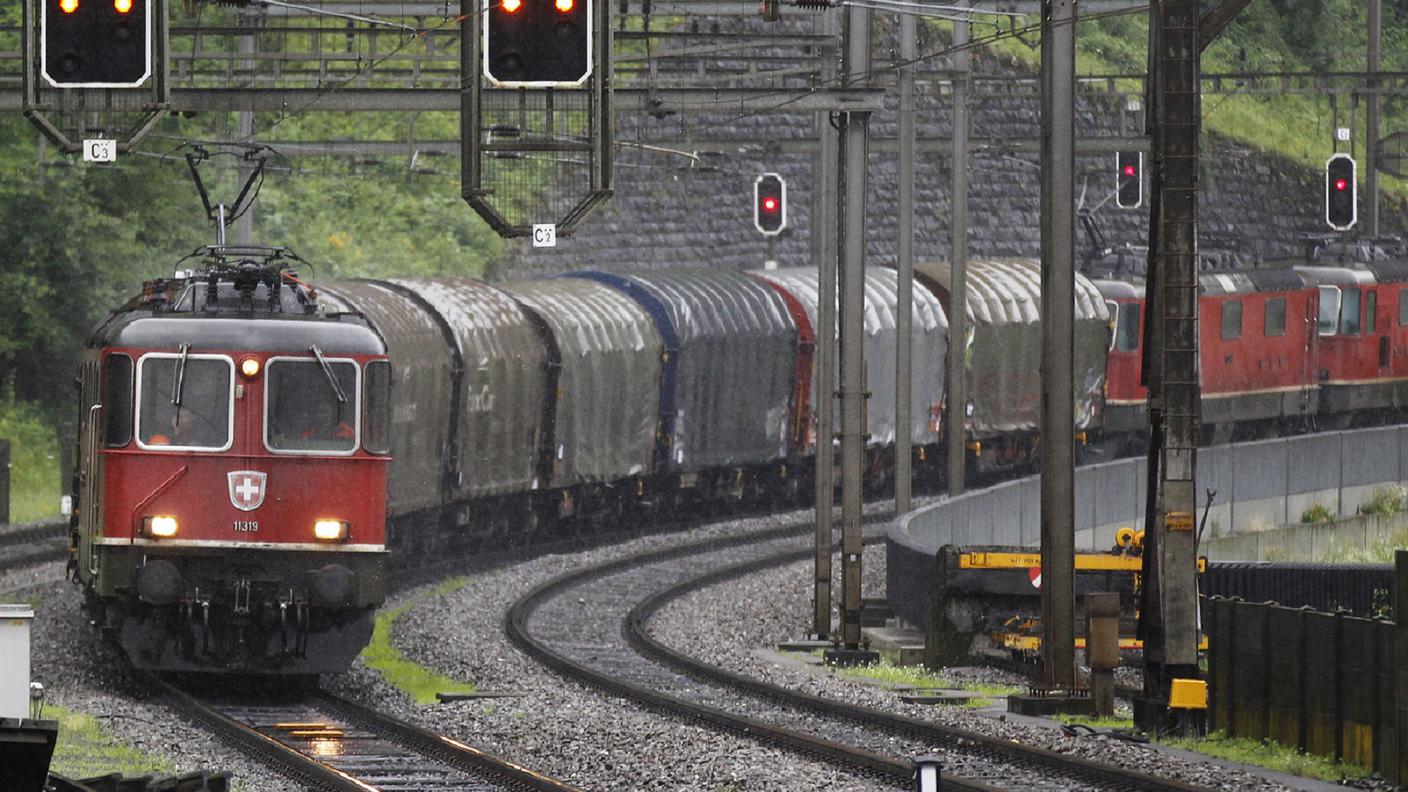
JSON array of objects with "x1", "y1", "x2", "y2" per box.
[{"x1": 0, "y1": 604, "x2": 34, "y2": 719}]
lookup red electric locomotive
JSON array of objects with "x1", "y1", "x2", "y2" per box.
[
  {"x1": 1095, "y1": 269, "x2": 1320, "y2": 448},
  {"x1": 70, "y1": 249, "x2": 391, "y2": 673},
  {"x1": 1295, "y1": 262, "x2": 1408, "y2": 426}
]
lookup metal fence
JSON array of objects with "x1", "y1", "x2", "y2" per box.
[{"x1": 1206, "y1": 570, "x2": 1407, "y2": 783}]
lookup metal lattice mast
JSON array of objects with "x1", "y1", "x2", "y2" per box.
[
  {"x1": 837, "y1": 0, "x2": 871, "y2": 651},
  {"x1": 1139, "y1": 0, "x2": 1203, "y2": 726}
]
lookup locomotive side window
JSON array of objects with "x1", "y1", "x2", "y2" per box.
[
  {"x1": 1318, "y1": 286, "x2": 1341, "y2": 336},
  {"x1": 1400, "y1": 288, "x2": 1408, "y2": 326},
  {"x1": 136, "y1": 355, "x2": 234, "y2": 451},
  {"x1": 1365, "y1": 290, "x2": 1377, "y2": 334},
  {"x1": 1115, "y1": 303, "x2": 1140, "y2": 352},
  {"x1": 1339, "y1": 287, "x2": 1362, "y2": 335},
  {"x1": 1220, "y1": 301, "x2": 1242, "y2": 341},
  {"x1": 1263, "y1": 298, "x2": 1287, "y2": 338},
  {"x1": 102, "y1": 354, "x2": 133, "y2": 447},
  {"x1": 266, "y1": 358, "x2": 359, "y2": 454},
  {"x1": 363, "y1": 360, "x2": 391, "y2": 455}
]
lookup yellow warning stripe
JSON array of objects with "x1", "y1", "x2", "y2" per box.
[
  {"x1": 995, "y1": 633, "x2": 1210, "y2": 651},
  {"x1": 958, "y1": 551, "x2": 1206, "y2": 573}
]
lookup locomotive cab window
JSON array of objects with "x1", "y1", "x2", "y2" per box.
[
  {"x1": 1115, "y1": 303, "x2": 1140, "y2": 352},
  {"x1": 1399, "y1": 288, "x2": 1408, "y2": 326},
  {"x1": 362, "y1": 360, "x2": 391, "y2": 455},
  {"x1": 1263, "y1": 298, "x2": 1287, "y2": 338},
  {"x1": 1318, "y1": 287, "x2": 1341, "y2": 336},
  {"x1": 1365, "y1": 290, "x2": 1377, "y2": 334},
  {"x1": 136, "y1": 354, "x2": 234, "y2": 451},
  {"x1": 103, "y1": 354, "x2": 133, "y2": 447},
  {"x1": 1339, "y1": 287, "x2": 1362, "y2": 335},
  {"x1": 1220, "y1": 301, "x2": 1242, "y2": 341},
  {"x1": 266, "y1": 358, "x2": 360, "y2": 454}
]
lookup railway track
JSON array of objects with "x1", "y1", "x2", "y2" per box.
[
  {"x1": 506, "y1": 523, "x2": 1210, "y2": 792},
  {"x1": 151, "y1": 676, "x2": 577, "y2": 792},
  {"x1": 0, "y1": 519, "x2": 69, "y2": 574}
]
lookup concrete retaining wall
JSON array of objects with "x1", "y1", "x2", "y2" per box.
[{"x1": 888, "y1": 426, "x2": 1408, "y2": 628}]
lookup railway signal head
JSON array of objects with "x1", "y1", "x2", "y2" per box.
[
  {"x1": 1115, "y1": 151, "x2": 1142, "y2": 209},
  {"x1": 1325, "y1": 153, "x2": 1357, "y2": 231},
  {"x1": 754, "y1": 173, "x2": 787, "y2": 236},
  {"x1": 484, "y1": 0, "x2": 593, "y2": 87},
  {"x1": 41, "y1": 0, "x2": 152, "y2": 87}
]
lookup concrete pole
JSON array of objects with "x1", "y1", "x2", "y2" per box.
[
  {"x1": 947, "y1": 8, "x2": 970, "y2": 499},
  {"x1": 895, "y1": 12, "x2": 916, "y2": 514},
  {"x1": 812, "y1": 8, "x2": 840, "y2": 640},
  {"x1": 837, "y1": 0, "x2": 871, "y2": 650},
  {"x1": 1038, "y1": 0, "x2": 1076, "y2": 692},
  {"x1": 1366, "y1": 0, "x2": 1381, "y2": 238}
]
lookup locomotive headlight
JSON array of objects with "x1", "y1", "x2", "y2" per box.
[
  {"x1": 313, "y1": 519, "x2": 349, "y2": 542},
  {"x1": 239, "y1": 357, "x2": 261, "y2": 379},
  {"x1": 145, "y1": 516, "x2": 179, "y2": 538}
]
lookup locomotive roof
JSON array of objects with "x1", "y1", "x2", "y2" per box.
[
  {"x1": 1198, "y1": 268, "x2": 1308, "y2": 295},
  {"x1": 90, "y1": 278, "x2": 384, "y2": 355}
]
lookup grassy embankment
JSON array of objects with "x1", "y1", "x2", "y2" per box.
[{"x1": 360, "y1": 576, "x2": 478, "y2": 704}]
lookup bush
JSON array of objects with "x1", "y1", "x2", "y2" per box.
[
  {"x1": 1357, "y1": 486, "x2": 1406, "y2": 517},
  {"x1": 1300, "y1": 503, "x2": 1335, "y2": 524},
  {"x1": 0, "y1": 400, "x2": 62, "y2": 522}
]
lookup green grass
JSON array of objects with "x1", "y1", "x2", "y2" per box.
[
  {"x1": 360, "y1": 577, "x2": 477, "y2": 705},
  {"x1": 1056, "y1": 714, "x2": 1136, "y2": 730},
  {"x1": 45, "y1": 704, "x2": 178, "y2": 780},
  {"x1": 1163, "y1": 732, "x2": 1372, "y2": 783},
  {"x1": 959, "y1": 9, "x2": 1408, "y2": 201},
  {"x1": 0, "y1": 400, "x2": 63, "y2": 523},
  {"x1": 828, "y1": 659, "x2": 1023, "y2": 707}
]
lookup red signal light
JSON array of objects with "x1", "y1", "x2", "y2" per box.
[
  {"x1": 554, "y1": 0, "x2": 574, "y2": 10},
  {"x1": 59, "y1": 0, "x2": 78, "y2": 13},
  {"x1": 1335, "y1": 179, "x2": 1348, "y2": 191},
  {"x1": 1123, "y1": 164, "x2": 1136, "y2": 177},
  {"x1": 114, "y1": 0, "x2": 132, "y2": 12},
  {"x1": 762, "y1": 197, "x2": 778, "y2": 213},
  {"x1": 502, "y1": 0, "x2": 522, "y2": 11}
]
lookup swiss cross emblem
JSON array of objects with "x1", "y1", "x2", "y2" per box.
[{"x1": 227, "y1": 471, "x2": 267, "y2": 512}]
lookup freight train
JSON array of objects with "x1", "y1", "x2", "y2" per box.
[{"x1": 70, "y1": 244, "x2": 1408, "y2": 673}]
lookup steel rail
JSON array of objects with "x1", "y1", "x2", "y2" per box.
[
  {"x1": 0, "y1": 520, "x2": 69, "y2": 575},
  {"x1": 626, "y1": 545, "x2": 1214, "y2": 792},
  {"x1": 151, "y1": 675, "x2": 578, "y2": 791},
  {"x1": 504, "y1": 520, "x2": 1004, "y2": 791},
  {"x1": 312, "y1": 691, "x2": 577, "y2": 791}
]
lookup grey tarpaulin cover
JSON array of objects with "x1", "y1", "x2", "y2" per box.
[
  {"x1": 615, "y1": 269, "x2": 797, "y2": 470},
  {"x1": 915, "y1": 258, "x2": 1110, "y2": 437},
  {"x1": 750, "y1": 267, "x2": 948, "y2": 449},
  {"x1": 322, "y1": 279, "x2": 455, "y2": 517},
  {"x1": 501, "y1": 278, "x2": 663, "y2": 486},
  {"x1": 388, "y1": 277, "x2": 549, "y2": 499}
]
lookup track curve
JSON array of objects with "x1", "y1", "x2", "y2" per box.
[{"x1": 506, "y1": 522, "x2": 1211, "y2": 792}]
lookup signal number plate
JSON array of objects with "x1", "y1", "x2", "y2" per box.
[{"x1": 233, "y1": 521, "x2": 260, "y2": 533}]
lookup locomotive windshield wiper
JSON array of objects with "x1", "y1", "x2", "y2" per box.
[
  {"x1": 171, "y1": 343, "x2": 191, "y2": 408},
  {"x1": 309, "y1": 345, "x2": 348, "y2": 404}
]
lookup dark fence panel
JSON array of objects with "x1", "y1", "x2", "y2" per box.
[
  {"x1": 1203, "y1": 562, "x2": 1394, "y2": 616},
  {"x1": 1208, "y1": 596, "x2": 1399, "y2": 778}
]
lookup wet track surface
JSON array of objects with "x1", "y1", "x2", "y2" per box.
[{"x1": 156, "y1": 679, "x2": 577, "y2": 791}]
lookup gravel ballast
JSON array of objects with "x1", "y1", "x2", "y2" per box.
[{"x1": 10, "y1": 502, "x2": 1360, "y2": 791}]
